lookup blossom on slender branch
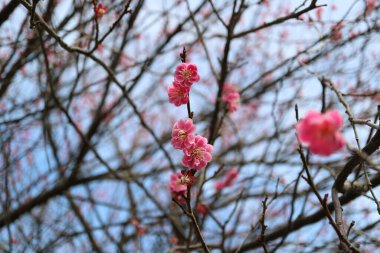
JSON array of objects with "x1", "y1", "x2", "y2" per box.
[
  {"x1": 169, "y1": 170, "x2": 196, "y2": 193},
  {"x1": 222, "y1": 84, "x2": 240, "y2": 112},
  {"x1": 182, "y1": 135, "x2": 213, "y2": 170},
  {"x1": 296, "y1": 110, "x2": 345, "y2": 156},
  {"x1": 174, "y1": 63, "x2": 200, "y2": 87},
  {"x1": 167, "y1": 81, "x2": 190, "y2": 106},
  {"x1": 169, "y1": 172, "x2": 187, "y2": 194},
  {"x1": 94, "y1": 3, "x2": 107, "y2": 18},
  {"x1": 171, "y1": 119, "x2": 195, "y2": 150},
  {"x1": 169, "y1": 170, "x2": 196, "y2": 205}
]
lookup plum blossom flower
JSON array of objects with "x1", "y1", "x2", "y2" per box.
[
  {"x1": 169, "y1": 170, "x2": 196, "y2": 193},
  {"x1": 169, "y1": 170, "x2": 196, "y2": 204},
  {"x1": 296, "y1": 110, "x2": 345, "y2": 156},
  {"x1": 174, "y1": 63, "x2": 200, "y2": 87},
  {"x1": 222, "y1": 84, "x2": 240, "y2": 112},
  {"x1": 167, "y1": 81, "x2": 190, "y2": 106},
  {"x1": 215, "y1": 168, "x2": 239, "y2": 190},
  {"x1": 182, "y1": 135, "x2": 213, "y2": 170},
  {"x1": 169, "y1": 172, "x2": 187, "y2": 194},
  {"x1": 94, "y1": 3, "x2": 107, "y2": 18},
  {"x1": 171, "y1": 119, "x2": 195, "y2": 150}
]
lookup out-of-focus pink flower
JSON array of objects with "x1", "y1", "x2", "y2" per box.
[
  {"x1": 225, "y1": 93, "x2": 241, "y2": 112},
  {"x1": 296, "y1": 110, "x2": 345, "y2": 156},
  {"x1": 215, "y1": 181, "x2": 226, "y2": 191},
  {"x1": 316, "y1": 7, "x2": 323, "y2": 21},
  {"x1": 215, "y1": 168, "x2": 239, "y2": 190},
  {"x1": 94, "y1": 3, "x2": 107, "y2": 18},
  {"x1": 182, "y1": 136, "x2": 213, "y2": 170},
  {"x1": 174, "y1": 63, "x2": 200, "y2": 87},
  {"x1": 223, "y1": 84, "x2": 238, "y2": 95},
  {"x1": 171, "y1": 119, "x2": 195, "y2": 150},
  {"x1": 222, "y1": 84, "x2": 240, "y2": 112},
  {"x1": 196, "y1": 203, "x2": 208, "y2": 215},
  {"x1": 224, "y1": 168, "x2": 238, "y2": 185},
  {"x1": 168, "y1": 81, "x2": 190, "y2": 106},
  {"x1": 280, "y1": 30, "x2": 289, "y2": 40},
  {"x1": 330, "y1": 23, "x2": 344, "y2": 42},
  {"x1": 366, "y1": 0, "x2": 377, "y2": 14}
]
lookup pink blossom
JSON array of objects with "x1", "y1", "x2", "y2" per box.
[
  {"x1": 169, "y1": 172, "x2": 187, "y2": 194},
  {"x1": 330, "y1": 23, "x2": 344, "y2": 42},
  {"x1": 222, "y1": 84, "x2": 241, "y2": 112},
  {"x1": 215, "y1": 168, "x2": 239, "y2": 190},
  {"x1": 174, "y1": 63, "x2": 200, "y2": 87},
  {"x1": 225, "y1": 93, "x2": 241, "y2": 112},
  {"x1": 169, "y1": 170, "x2": 196, "y2": 204},
  {"x1": 224, "y1": 168, "x2": 239, "y2": 185},
  {"x1": 366, "y1": 0, "x2": 377, "y2": 14},
  {"x1": 169, "y1": 170, "x2": 196, "y2": 194},
  {"x1": 94, "y1": 3, "x2": 107, "y2": 18},
  {"x1": 182, "y1": 135, "x2": 213, "y2": 170},
  {"x1": 215, "y1": 181, "x2": 226, "y2": 191},
  {"x1": 167, "y1": 81, "x2": 190, "y2": 106},
  {"x1": 171, "y1": 119, "x2": 195, "y2": 150},
  {"x1": 315, "y1": 7, "x2": 323, "y2": 21},
  {"x1": 223, "y1": 84, "x2": 238, "y2": 95},
  {"x1": 296, "y1": 110, "x2": 345, "y2": 156}
]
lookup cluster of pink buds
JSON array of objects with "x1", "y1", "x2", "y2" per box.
[
  {"x1": 222, "y1": 84, "x2": 241, "y2": 113},
  {"x1": 168, "y1": 49, "x2": 213, "y2": 203}
]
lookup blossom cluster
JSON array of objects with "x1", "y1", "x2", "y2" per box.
[
  {"x1": 168, "y1": 63, "x2": 200, "y2": 106},
  {"x1": 296, "y1": 110, "x2": 345, "y2": 156},
  {"x1": 169, "y1": 118, "x2": 213, "y2": 202},
  {"x1": 167, "y1": 58, "x2": 213, "y2": 203},
  {"x1": 172, "y1": 119, "x2": 213, "y2": 171}
]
